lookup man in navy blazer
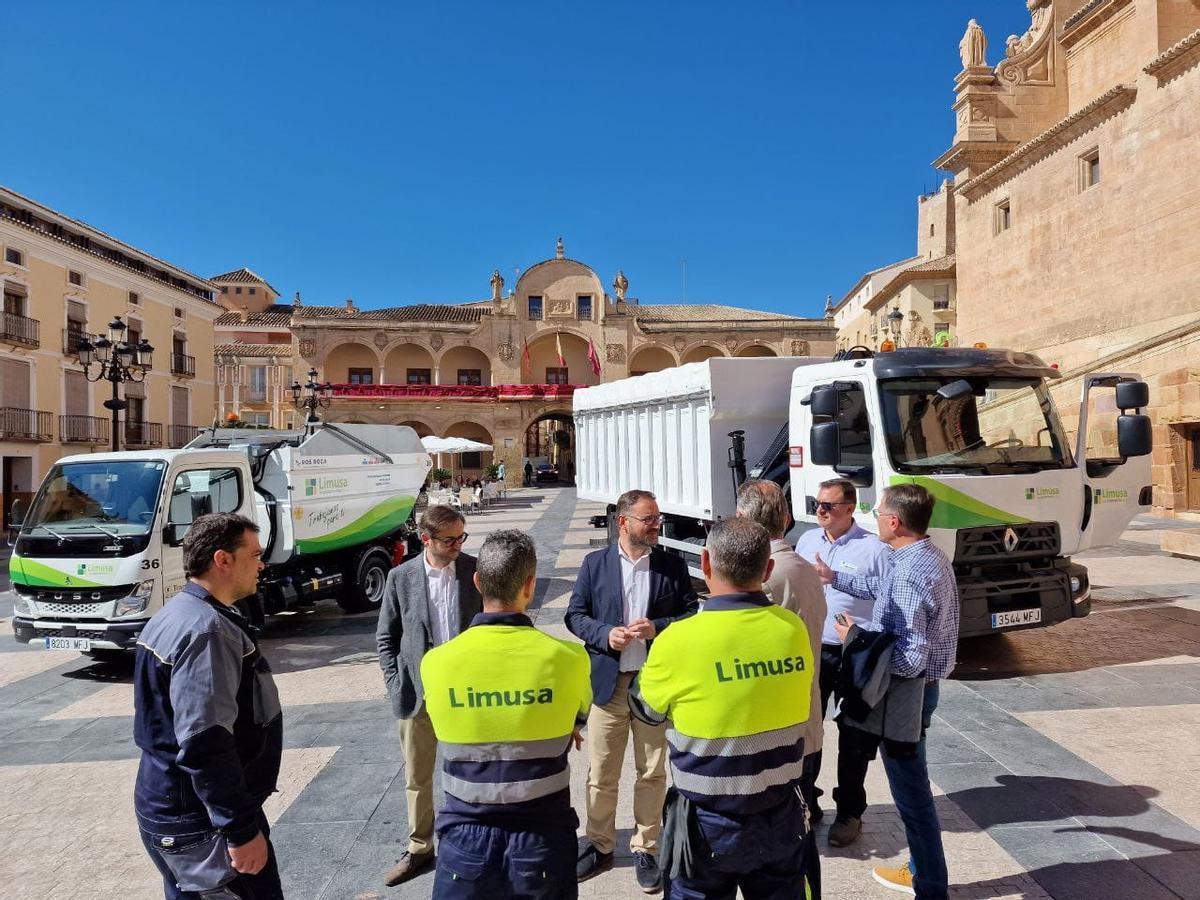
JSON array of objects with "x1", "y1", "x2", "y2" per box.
[{"x1": 566, "y1": 489, "x2": 698, "y2": 893}]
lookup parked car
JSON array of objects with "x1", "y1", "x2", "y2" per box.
[{"x1": 535, "y1": 463, "x2": 559, "y2": 483}]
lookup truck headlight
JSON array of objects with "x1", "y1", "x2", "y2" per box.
[
  {"x1": 11, "y1": 592, "x2": 34, "y2": 618},
  {"x1": 115, "y1": 580, "x2": 155, "y2": 617},
  {"x1": 1070, "y1": 576, "x2": 1082, "y2": 593}
]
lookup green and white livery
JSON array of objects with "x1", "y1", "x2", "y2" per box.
[{"x1": 9, "y1": 424, "x2": 431, "y2": 653}]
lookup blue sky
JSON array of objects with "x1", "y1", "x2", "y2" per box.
[{"x1": 2, "y1": 1, "x2": 1029, "y2": 317}]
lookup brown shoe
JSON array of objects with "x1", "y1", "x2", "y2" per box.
[{"x1": 384, "y1": 850, "x2": 435, "y2": 886}]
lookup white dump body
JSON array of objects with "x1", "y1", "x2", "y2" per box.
[
  {"x1": 191, "y1": 425, "x2": 431, "y2": 564},
  {"x1": 574, "y1": 358, "x2": 827, "y2": 520}
]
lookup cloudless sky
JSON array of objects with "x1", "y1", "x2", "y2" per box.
[{"x1": 2, "y1": 1, "x2": 1030, "y2": 318}]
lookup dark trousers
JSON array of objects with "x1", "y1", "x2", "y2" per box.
[
  {"x1": 810, "y1": 643, "x2": 873, "y2": 819},
  {"x1": 432, "y1": 822, "x2": 577, "y2": 899},
  {"x1": 139, "y1": 814, "x2": 282, "y2": 900},
  {"x1": 665, "y1": 792, "x2": 808, "y2": 900},
  {"x1": 881, "y1": 682, "x2": 948, "y2": 900}
]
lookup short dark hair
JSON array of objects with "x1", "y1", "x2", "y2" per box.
[
  {"x1": 419, "y1": 504, "x2": 465, "y2": 537},
  {"x1": 818, "y1": 478, "x2": 857, "y2": 505},
  {"x1": 476, "y1": 529, "x2": 537, "y2": 607},
  {"x1": 735, "y1": 480, "x2": 789, "y2": 538},
  {"x1": 706, "y1": 518, "x2": 771, "y2": 588},
  {"x1": 880, "y1": 483, "x2": 935, "y2": 534},
  {"x1": 183, "y1": 513, "x2": 260, "y2": 578},
  {"x1": 617, "y1": 489, "x2": 656, "y2": 518}
]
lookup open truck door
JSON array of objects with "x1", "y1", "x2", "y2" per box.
[{"x1": 1075, "y1": 374, "x2": 1152, "y2": 550}]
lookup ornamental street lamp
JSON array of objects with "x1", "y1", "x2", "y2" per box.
[
  {"x1": 887, "y1": 305, "x2": 905, "y2": 345},
  {"x1": 77, "y1": 316, "x2": 153, "y2": 451},
  {"x1": 291, "y1": 368, "x2": 333, "y2": 433}
]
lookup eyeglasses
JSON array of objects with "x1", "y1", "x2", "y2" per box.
[
  {"x1": 624, "y1": 514, "x2": 665, "y2": 526},
  {"x1": 815, "y1": 501, "x2": 853, "y2": 513},
  {"x1": 871, "y1": 509, "x2": 898, "y2": 521},
  {"x1": 431, "y1": 533, "x2": 468, "y2": 546}
]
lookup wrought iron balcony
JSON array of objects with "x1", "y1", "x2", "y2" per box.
[
  {"x1": 1, "y1": 312, "x2": 39, "y2": 348},
  {"x1": 168, "y1": 424, "x2": 202, "y2": 448},
  {"x1": 0, "y1": 408, "x2": 52, "y2": 441},
  {"x1": 933, "y1": 299, "x2": 952, "y2": 311},
  {"x1": 62, "y1": 327, "x2": 96, "y2": 356},
  {"x1": 122, "y1": 420, "x2": 164, "y2": 447},
  {"x1": 171, "y1": 353, "x2": 196, "y2": 377},
  {"x1": 59, "y1": 415, "x2": 110, "y2": 444}
]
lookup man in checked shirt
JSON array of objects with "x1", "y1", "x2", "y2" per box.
[{"x1": 814, "y1": 482, "x2": 960, "y2": 900}]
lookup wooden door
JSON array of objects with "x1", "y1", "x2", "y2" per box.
[{"x1": 1188, "y1": 426, "x2": 1200, "y2": 512}]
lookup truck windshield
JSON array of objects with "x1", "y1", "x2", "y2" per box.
[
  {"x1": 880, "y1": 377, "x2": 1072, "y2": 474},
  {"x1": 23, "y1": 461, "x2": 166, "y2": 535}
]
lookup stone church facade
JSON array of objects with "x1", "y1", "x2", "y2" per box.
[{"x1": 935, "y1": 0, "x2": 1200, "y2": 517}]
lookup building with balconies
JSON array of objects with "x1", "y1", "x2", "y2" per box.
[
  {"x1": 212, "y1": 240, "x2": 836, "y2": 483},
  {"x1": 0, "y1": 185, "x2": 221, "y2": 525}
]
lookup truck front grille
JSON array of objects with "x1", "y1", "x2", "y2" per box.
[
  {"x1": 954, "y1": 521, "x2": 1060, "y2": 564},
  {"x1": 13, "y1": 584, "x2": 133, "y2": 605}
]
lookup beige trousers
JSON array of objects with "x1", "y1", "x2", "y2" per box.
[
  {"x1": 585, "y1": 671, "x2": 667, "y2": 855},
  {"x1": 397, "y1": 706, "x2": 438, "y2": 855}
]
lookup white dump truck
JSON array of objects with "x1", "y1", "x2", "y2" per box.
[
  {"x1": 574, "y1": 349, "x2": 1153, "y2": 638},
  {"x1": 8, "y1": 423, "x2": 431, "y2": 655}
]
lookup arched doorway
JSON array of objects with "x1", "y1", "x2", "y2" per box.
[
  {"x1": 735, "y1": 344, "x2": 777, "y2": 358},
  {"x1": 445, "y1": 421, "x2": 494, "y2": 477},
  {"x1": 438, "y1": 345, "x2": 492, "y2": 386},
  {"x1": 628, "y1": 345, "x2": 677, "y2": 376},
  {"x1": 524, "y1": 412, "x2": 575, "y2": 484},
  {"x1": 324, "y1": 342, "x2": 379, "y2": 384},
  {"x1": 681, "y1": 344, "x2": 725, "y2": 364},
  {"x1": 525, "y1": 331, "x2": 601, "y2": 386},
  {"x1": 383, "y1": 343, "x2": 436, "y2": 385}
]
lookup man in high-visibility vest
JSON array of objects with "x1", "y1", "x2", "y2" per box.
[
  {"x1": 631, "y1": 517, "x2": 816, "y2": 899},
  {"x1": 421, "y1": 529, "x2": 592, "y2": 899}
]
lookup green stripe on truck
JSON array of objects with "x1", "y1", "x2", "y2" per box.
[
  {"x1": 294, "y1": 494, "x2": 417, "y2": 554},
  {"x1": 889, "y1": 475, "x2": 1031, "y2": 528},
  {"x1": 9, "y1": 557, "x2": 105, "y2": 589}
]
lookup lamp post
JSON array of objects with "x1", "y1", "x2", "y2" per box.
[
  {"x1": 290, "y1": 368, "x2": 332, "y2": 433},
  {"x1": 887, "y1": 305, "x2": 905, "y2": 346},
  {"x1": 77, "y1": 316, "x2": 153, "y2": 452}
]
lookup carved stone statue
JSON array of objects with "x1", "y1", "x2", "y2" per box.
[
  {"x1": 490, "y1": 270, "x2": 504, "y2": 302},
  {"x1": 613, "y1": 270, "x2": 629, "y2": 302},
  {"x1": 959, "y1": 19, "x2": 988, "y2": 69}
]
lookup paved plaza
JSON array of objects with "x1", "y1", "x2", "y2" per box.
[{"x1": 2, "y1": 486, "x2": 1200, "y2": 899}]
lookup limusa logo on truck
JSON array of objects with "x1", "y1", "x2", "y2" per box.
[
  {"x1": 1024, "y1": 487, "x2": 1061, "y2": 500},
  {"x1": 304, "y1": 477, "x2": 350, "y2": 497},
  {"x1": 1094, "y1": 487, "x2": 1130, "y2": 504}
]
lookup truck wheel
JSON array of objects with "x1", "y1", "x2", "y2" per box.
[{"x1": 339, "y1": 546, "x2": 391, "y2": 613}]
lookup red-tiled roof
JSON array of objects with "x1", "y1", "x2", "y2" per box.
[{"x1": 211, "y1": 267, "x2": 279, "y2": 295}]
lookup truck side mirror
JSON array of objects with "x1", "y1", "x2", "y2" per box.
[
  {"x1": 163, "y1": 523, "x2": 188, "y2": 547},
  {"x1": 809, "y1": 386, "x2": 839, "y2": 420},
  {"x1": 810, "y1": 421, "x2": 841, "y2": 467},
  {"x1": 8, "y1": 498, "x2": 25, "y2": 529},
  {"x1": 1117, "y1": 414, "x2": 1152, "y2": 458},
  {"x1": 1115, "y1": 381, "x2": 1149, "y2": 410}
]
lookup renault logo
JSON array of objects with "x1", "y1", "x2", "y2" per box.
[{"x1": 1003, "y1": 527, "x2": 1020, "y2": 553}]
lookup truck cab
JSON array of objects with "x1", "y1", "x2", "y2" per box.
[
  {"x1": 9, "y1": 449, "x2": 254, "y2": 652},
  {"x1": 790, "y1": 348, "x2": 1152, "y2": 636}
]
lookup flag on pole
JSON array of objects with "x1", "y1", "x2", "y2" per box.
[
  {"x1": 587, "y1": 338, "x2": 602, "y2": 377},
  {"x1": 521, "y1": 339, "x2": 531, "y2": 379},
  {"x1": 555, "y1": 332, "x2": 566, "y2": 367}
]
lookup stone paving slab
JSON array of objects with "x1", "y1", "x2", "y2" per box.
[{"x1": 0, "y1": 491, "x2": 1199, "y2": 898}]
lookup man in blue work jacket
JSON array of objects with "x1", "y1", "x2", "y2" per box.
[{"x1": 133, "y1": 512, "x2": 283, "y2": 900}]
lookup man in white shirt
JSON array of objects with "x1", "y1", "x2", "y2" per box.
[
  {"x1": 376, "y1": 505, "x2": 483, "y2": 886},
  {"x1": 795, "y1": 478, "x2": 891, "y2": 847}
]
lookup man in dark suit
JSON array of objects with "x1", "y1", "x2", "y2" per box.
[
  {"x1": 566, "y1": 489, "x2": 698, "y2": 894},
  {"x1": 377, "y1": 505, "x2": 483, "y2": 887}
]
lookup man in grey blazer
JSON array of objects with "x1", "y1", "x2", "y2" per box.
[{"x1": 376, "y1": 504, "x2": 482, "y2": 886}]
